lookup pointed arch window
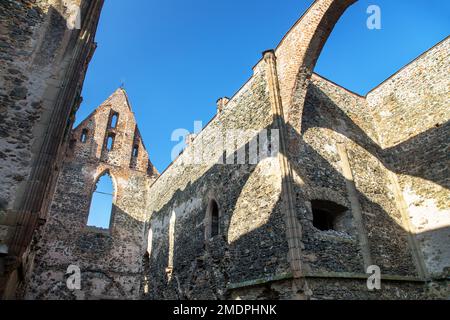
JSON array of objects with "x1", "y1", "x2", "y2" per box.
[
  {"x1": 106, "y1": 133, "x2": 115, "y2": 151},
  {"x1": 87, "y1": 172, "x2": 114, "y2": 230},
  {"x1": 110, "y1": 112, "x2": 119, "y2": 128},
  {"x1": 205, "y1": 199, "x2": 220, "y2": 239}
]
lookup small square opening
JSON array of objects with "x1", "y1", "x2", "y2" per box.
[{"x1": 311, "y1": 200, "x2": 348, "y2": 232}]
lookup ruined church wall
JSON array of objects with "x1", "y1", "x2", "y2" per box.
[
  {"x1": 366, "y1": 38, "x2": 450, "y2": 278},
  {"x1": 72, "y1": 89, "x2": 155, "y2": 174},
  {"x1": 146, "y1": 64, "x2": 290, "y2": 300},
  {"x1": 293, "y1": 75, "x2": 417, "y2": 278},
  {"x1": 230, "y1": 276, "x2": 430, "y2": 300},
  {"x1": 0, "y1": 0, "x2": 98, "y2": 243},
  {"x1": 0, "y1": 0, "x2": 72, "y2": 220},
  {"x1": 24, "y1": 90, "x2": 155, "y2": 299},
  {"x1": 0, "y1": 0, "x2": 103, "y2": 298},
  {"x1": 25, "y1": 160, "x2": 149, "y2": 300},
  {"x1": 145, "y1": 60, "x2": 435, "y2": 300}
]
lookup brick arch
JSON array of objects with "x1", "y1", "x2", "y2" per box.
[
  {"x1": 260, "y1": 0, "x2": 358, "y2": 280},
  {"x1": 274, "y1": 0, "x2": 357, "y2": 131}
]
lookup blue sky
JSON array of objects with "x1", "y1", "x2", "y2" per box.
[
  {"x1": 87, "y1": 173, "x2": 114, "y2": 229},
  {"x1": 76, "y1": 0, "x2": 450, "y2": 173}
]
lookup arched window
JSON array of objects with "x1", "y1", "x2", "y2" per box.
[
  {"x1": 87, "y1": 172, "x2": 114, "y2": 230},
  {"x1": 110, "y1": 113, "x2": 119, "y2": 128},
  {"x1": 106, "y1": 134, "x2": 115, "y2": 151},
  {"x1": 132, "y1": 145, "x2": 139, "y2": 158},
  {"x1": 205, "y1": 199, "x2": 220, "y2": 239},
  {"x1": 80, "y1": 129, "x2": 88, "y2": 143}
]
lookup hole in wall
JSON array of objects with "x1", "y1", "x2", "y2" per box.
[
  {"x1": 87, "y1": 172, "x2": 114, "y2": 230},
  {"x1": 311, "y1": 200, "x2": 348, "y2": 232}
]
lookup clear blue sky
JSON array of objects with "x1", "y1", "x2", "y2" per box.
[
  {"x1": 76, "y1": 0, "x2": 450, "y2": 173},
  {"x1": 87, "y1": 173, "x2": 114, "y2": 229}
]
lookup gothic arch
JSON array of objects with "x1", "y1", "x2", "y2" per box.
[
  {"x1": 205, "y1": 198, "x2": 221, "y2": 240},
  {"x1": 86, "y1": 169, "x2": 118, "y2": 230},
  {"x1": 260, "y1": 0, "x2": 357, "y2": 279},
  {"x1": 92, "y1": 169, "x2": 118, "y2": 201},
  {"x1": 274, "y1": 0, "x2": 357, "y2": 132}
]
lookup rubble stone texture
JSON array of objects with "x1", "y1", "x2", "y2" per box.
[
  {"x1": 0, "y1": 0, "x2": 104, "y2": 298},
  {"x1": 25, "y1": 89, "x2": 158, "y2": 299},
  {"x1": 0, "y1": 0, "x2": 448, "y2": 300}
]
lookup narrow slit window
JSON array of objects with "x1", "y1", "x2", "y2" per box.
[
  {"x1": 87, "y1": 172, "x2": 114, "y2": 230},
  {"x1": 110, "y1": 113, "x2": 119, "y2": 128},
  {"x1": 132, "y1": 145, "x2": 139, "y2": 158},
  {"x1": 106, "y1": 134, "x2": 115, "y2": 151},
  {"x1": 211, "y1": 201, "x2": 219, "y2": 237},
  {"x1": 206, "y1": 199, "x2": 220, "y2": 239},
  {"x1": 81, "y1": 129, "x2": 88, "y2": 143}
]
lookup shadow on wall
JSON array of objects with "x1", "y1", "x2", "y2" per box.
[
  {"x1": 27, "y1": 206, "x2": 146, "y2": 300},
  {"x1": 306, "y1": 84, "x2": 450, "y2": 190},
  {"x1": 300, "y1": 83, "x2": 449, "y2": 279},
  {"x1": 1, "y1": 3, "x2": 105, "y2": 301},
  {"x1": 146, "y1": 82, "x2": 448, "y2": 300}
]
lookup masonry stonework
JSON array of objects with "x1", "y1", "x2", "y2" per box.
[
  {"x1": 366, "y1": 39, "x2": 450, "y2": 279},
  {"x1": 143, "y1": 0, "x2": 449, "y2": 300},
  {"x1": 1, "y1": 0, "x2": 449, "y2": 300},
  {"x1": 24, "y1": 89, "x2": 158, "y2": 299},
  {"x1": 0, "y1": 0, "x2": 104, "y2": 298}
]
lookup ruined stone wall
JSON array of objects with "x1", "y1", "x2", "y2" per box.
[
  {"x1": 230, "y1": 276, "x2": 435, "y2": 300},
  {"x1": 146, "y1": 62, "x2": 291, "y2": 300},
  {"x1": 72, "y1": 88, "x2": 154, "y2": 174},
  {"x1": 0, "y1": 0, "x2": 104, "y2": 298},
  {"x1": 296, "y1": 75, "x2": 417, "y2": 277},
  {"x1": 144, "y1": 0, "x2": 450, "y2": 300},
  {"x1": 3, "y1": 0, "x2": 446, "y2": 301},
  {"x1": 24, "y1": 89, "x2": 157, "y2": 299},
  {"x1": 367, "y1": 38, "x2": 450, "y2": 279},
  {"x1": 145, "y1": 66, "x2": 433, "y2": 299}
]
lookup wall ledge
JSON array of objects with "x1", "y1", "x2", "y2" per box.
[{"x1": 227, "y1": 271, "x2": 425, "y2": 290}]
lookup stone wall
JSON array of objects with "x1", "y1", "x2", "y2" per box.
[
  {"x1": 143, "y1": 0, "x2": 449, "y2": 300},
  {"x1": 144, "y1": 59, "x2": 445, "y2": 300},
  {"x1": 0, "y1": 0, "x2": 104, "y2": 298},
  {"x1": 296, "y1": 74, "x2": 417, "y2": 277},
  {"x1": 146, "y1": 62, "x2": 292, "y2": 300},
  {"x1": 24, "y1": 89, "x2": 157, "y2": 299},
  {"x1": 230, "y1": 276, "x2": 434, "y2": 300},
  {"x1": 367, "y1": 38, "x2": 450, "y2": 279},
  {"x1": 2, "y1": 0, "x2": 448, "y2": 300}
]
